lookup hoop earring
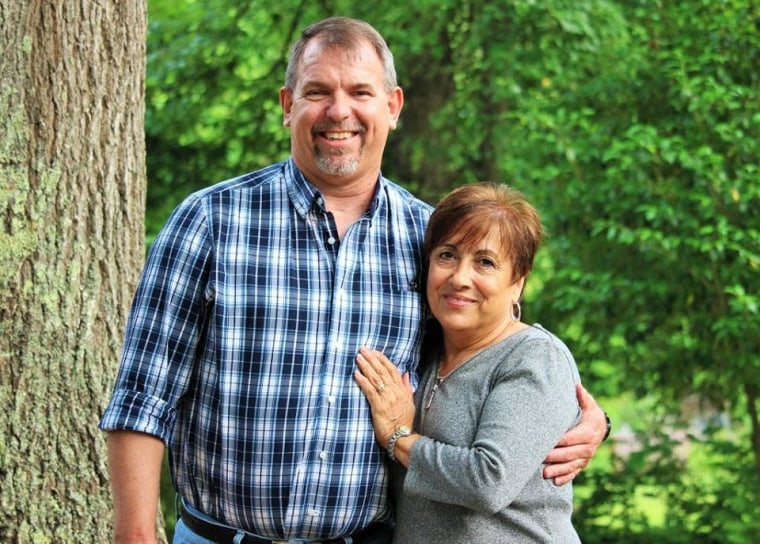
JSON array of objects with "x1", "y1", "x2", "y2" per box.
[{"x1": 511, "y1": 301, "x2": 521, "y2": 322}]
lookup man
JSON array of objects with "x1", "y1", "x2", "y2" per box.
[{"x1": 100, "y1": 17, "x2": 607, "y2": 544}]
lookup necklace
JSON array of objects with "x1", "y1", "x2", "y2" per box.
[
  {"x1": 424, "y1": 357, "x2": 470, "y2": 410},
  {"x1": 424, "y1": 322, "x2": 521, "y2": 410}
]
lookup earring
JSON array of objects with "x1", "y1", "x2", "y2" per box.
[{"x1": 510, "y1": 301, "x2": 522, "y2": 322}]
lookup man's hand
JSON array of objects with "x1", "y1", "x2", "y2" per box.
[{"x1": 543, "y1": 383, "x2": 607, "y2": 485}]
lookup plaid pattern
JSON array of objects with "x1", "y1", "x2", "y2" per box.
[{"x1": 100, "y1": 159, "x2": 431, "y2": 539}]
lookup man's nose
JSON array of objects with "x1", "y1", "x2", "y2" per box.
[{"x1": 326, "y1": 93, "x2": 351, "y2": 121}]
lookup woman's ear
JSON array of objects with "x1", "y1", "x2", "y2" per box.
[{"x1": 512, "y1": 276, "x2": 526, "y2": 302}]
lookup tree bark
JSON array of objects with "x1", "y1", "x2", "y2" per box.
[{"x1": 0, "y1": 1, "x2": 150, "y2": 541}]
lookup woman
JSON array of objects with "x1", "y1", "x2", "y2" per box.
[{"x1": 355, "y1": 182, "x2": 582, "y2": 543}]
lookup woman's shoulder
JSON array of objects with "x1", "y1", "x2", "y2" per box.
[
  {"x1": 488, "y1": 324, "x2": 579, "y2": 380},
  {"x1": 516, "y1": 324, "x2": 573, "y2": 355}
]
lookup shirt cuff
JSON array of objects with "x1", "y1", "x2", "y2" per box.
[{"x1": 98, "y1": 388, "x2": 176, "y2": 446}]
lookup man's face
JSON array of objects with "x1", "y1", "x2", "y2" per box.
[{"x1": 280, "y1": 38, "x2": 403, "y2": 190}]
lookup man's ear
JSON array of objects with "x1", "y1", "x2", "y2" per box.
[
  {"x1": 280, "y1": 87, "x2": 293, "y2": 127},
  {"x1": 388, "y1": 87, "x2": 404, "y2": 130}
]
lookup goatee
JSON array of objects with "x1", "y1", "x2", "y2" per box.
[{"x1": 315, "y1": 153, "x2": 360, "y2": 177}]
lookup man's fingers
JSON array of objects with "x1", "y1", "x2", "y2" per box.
[
  {"x1": 552, "y1": 468, "x2": 582, "y2": 486},
  {"x1": 543, "y1": 453, "x2": 590, "y2": 476},
  {"x1": 542, "y1": 459, "x2": 587, "y2": 481},
  {"x1": 543, "y1": 443, "x2": 594, "y2": 464}
]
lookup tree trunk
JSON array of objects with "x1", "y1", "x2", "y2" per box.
[{"x1": 0, "y1": 1, "x2": 151, "y2": 541}]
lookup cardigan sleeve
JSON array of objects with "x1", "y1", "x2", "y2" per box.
[{"x1": 404, "y1": 334, "x2": 581, "y2": 513}]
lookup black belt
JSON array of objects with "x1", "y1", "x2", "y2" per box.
[{"x1": 180, "y1": 506, "x2": 388, "y2": 544}]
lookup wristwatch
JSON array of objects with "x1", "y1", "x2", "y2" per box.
[
  {"x1": 386, "y1": 426, "x2": 412, "y2": 462},
  {"x1": 603, "y1": 412, "x2": 612, "y2": 441}
]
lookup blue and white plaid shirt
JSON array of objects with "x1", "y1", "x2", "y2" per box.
[{"x1": 99, "y1": 158, "x2": 432, "y2": 540}]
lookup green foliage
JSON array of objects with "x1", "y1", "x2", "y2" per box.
[
  {"x1": 145, "y1": 0, "x2": 296, "y2": 239},
  {"x1": 575, "y1": 397, "x2": 760, "y2": 542},
  {"x1": 515, "y1": 3, "x2": 760, "y2": 540},
  {"x1": 146, "y1": 0, "x2": 760, "y2": 539},
  {"x1": 525, "y1": 0, "x2": 760, "y2": 403}
]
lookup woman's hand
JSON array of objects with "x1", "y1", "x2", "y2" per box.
[{"x1": 354, "y1": 347, "x2": 416, "y2": 446}]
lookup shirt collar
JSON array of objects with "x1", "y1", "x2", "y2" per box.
[{"x1": 285, "y1": 158, "x2": 385, "y2": 219}]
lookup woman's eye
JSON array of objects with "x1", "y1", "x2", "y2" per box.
[{"x1": 479, "y1": 258, "x2": 496, "y2": 268}]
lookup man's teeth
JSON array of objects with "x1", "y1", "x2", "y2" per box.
[{"x1": 325, "y1": 132, "x2": 352, "y2": 140}]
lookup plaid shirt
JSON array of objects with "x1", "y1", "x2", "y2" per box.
[{"x1": 99, "y1": 159, "x2": 432, "y2": 539}]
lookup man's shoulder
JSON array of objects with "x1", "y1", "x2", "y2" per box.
[
  {"x1": 380, "y1": 177, "x2": 433, "y2": 215},
  {"x1": 167, "y1": 162, "x2": 287, "y2": 219},
  {"x1": 194, "y1": 161, "x2": 286, "y2": 200}
]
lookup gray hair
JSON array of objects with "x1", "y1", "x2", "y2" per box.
[{"x1": 284, "y1": 17, "x2": 398, "y2": 92}]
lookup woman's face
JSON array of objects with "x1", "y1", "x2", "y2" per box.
[{"x1": 426, "y1": 232, "x2": 524, "y2": 342}]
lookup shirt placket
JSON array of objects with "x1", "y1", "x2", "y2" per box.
[{"x1": 288, "y1": 204, "x2": 356, "y2": 536}]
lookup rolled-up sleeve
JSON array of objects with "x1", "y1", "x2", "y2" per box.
[{"x1": 99, "y1": 194, "x2": 213, "y2": 445}]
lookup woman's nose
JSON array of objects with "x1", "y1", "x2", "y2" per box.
[{"x1": 448, "y1": 263, "x2": 471, "y2": 287}]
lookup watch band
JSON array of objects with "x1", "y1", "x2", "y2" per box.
[
  {"x1": 386, "y1": 426, "x2": 412, "y2": 462},
  {"x1": 603, "y1": 412, "x2": 612, "y2": 441}
]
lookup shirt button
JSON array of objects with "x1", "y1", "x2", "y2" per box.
[
  {"x1": 328, "y1": 396, "x2": 336, "y2": 403},
  {"x1": 327, "y1": 236, "x2": 336, "y2": 245},
  {"x1": 319, "y1": 451, "x2": 328, "y2": 460},
  {"x1": 307, "y1": 509, "x2": 319, "y2": 517}
]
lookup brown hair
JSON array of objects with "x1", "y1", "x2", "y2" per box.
[
  {"x1": 284, "y1": 17, "x2": 398, "y2": 92},
  {"x1": 423, "y1": 182, "x2": 544, "y2": 283}
]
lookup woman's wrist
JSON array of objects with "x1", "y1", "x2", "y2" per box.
[{"x1": 386, "y1": 426, "x2": 413, "y2": 462}]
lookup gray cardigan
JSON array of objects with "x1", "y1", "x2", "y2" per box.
[{"x1": 392, "y1": 325, "x2": 582, "y2": 543}]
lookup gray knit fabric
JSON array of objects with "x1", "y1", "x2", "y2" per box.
[{"x1": 392, "y1": 324, "x2": 582, "y2": 543}]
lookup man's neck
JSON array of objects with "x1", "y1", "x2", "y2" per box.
[
  {"x1": 322, "y1": 188, "x2": 374, "y2": 239},
  {"x1": 306, "y1": 168, "x2": 379, "y2": 239}
]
